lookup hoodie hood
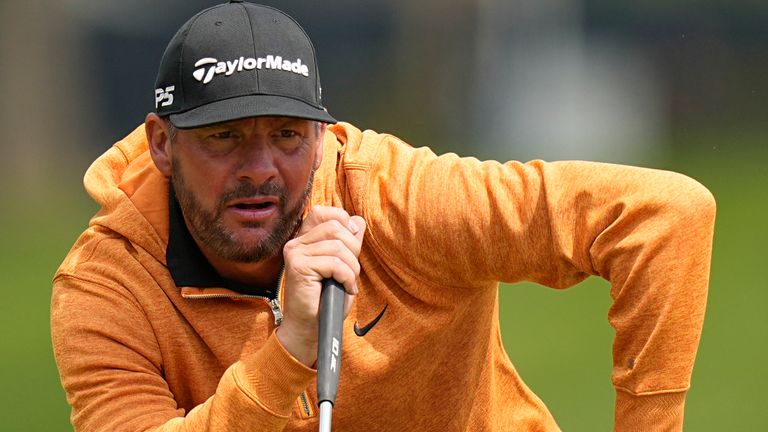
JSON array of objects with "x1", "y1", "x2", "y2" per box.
[{"x1": 83, "y1": 124, "x2": 170, "y2": 264}]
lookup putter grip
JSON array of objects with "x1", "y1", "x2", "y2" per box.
[{"x1": 317, "y1": 278, "x2": 345, "y2": 406}]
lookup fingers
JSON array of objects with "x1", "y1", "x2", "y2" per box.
[
  {"x1": 286, "y1": 206, "x2": 366, "y2": 295},
  {"x1": 296, "y1": 206, "x2": 365, "y2": 240},
  {"x1": 285, "y1": 240, "x2": 361, "y2": 293},
  {"x1": 292, "y1": 221, "x2": 362, "y2": 258}
]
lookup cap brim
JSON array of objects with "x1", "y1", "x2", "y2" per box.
[{"x1": 169, "y1": 94, "x2": 337, "y2": 128}]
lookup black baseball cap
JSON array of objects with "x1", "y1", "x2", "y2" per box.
[{"x1": 153, "y1": 0, "x2": 336, "y2": 128}]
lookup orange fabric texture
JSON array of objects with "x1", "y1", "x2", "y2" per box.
[{"x1": 52, "y1": 122, "x2": 715, "y2": 431}]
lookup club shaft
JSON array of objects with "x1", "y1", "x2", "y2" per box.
[{"x1": 318, "y1": 401, "x2": 333, "y2": 432}]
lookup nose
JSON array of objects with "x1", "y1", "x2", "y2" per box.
[{"x1": 234, "y1": 138, "x2": 279, "y2": 184}]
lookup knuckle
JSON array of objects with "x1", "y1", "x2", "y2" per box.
[
  {"x1": 343, "y1": 269, "x2": 357, "y2": 288},
  {"x1": 346, "y1": 264, "x2": 357, "y2": 278},
  {"x1": 282, "y1": 247, "x2": 295, "y2": 260},
  {"x1": 326, "y1": 205, "x2": 349, "y2": 217},
  {"x1": 333, "y1": 239, "x2": 346, "y2": 255},
  {"x1": 284, "y1": 238, "x2": 299, "y2": 250},
  {"x1": 309, "y1": 205, "x2": 326, "y2": 216},
  {"x1": 328, "y1": 219, "x2": 344, "y2": 234}
]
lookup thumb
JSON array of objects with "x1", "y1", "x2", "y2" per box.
[{"x1": 347, "y1": 215, "x2": 367, "y2": 243}]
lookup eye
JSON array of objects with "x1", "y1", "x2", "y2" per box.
[
  {"x1": 201, "y1": 129, "x2": 240, "y2": 156},
  {"x1": 269, "y1": 128, "x2": 307, "y2": 152},
  {"x1": 211, "y1": 130, "x2": 236, "y2": 139}
]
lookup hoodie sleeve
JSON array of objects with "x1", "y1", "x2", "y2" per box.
[
  {"x1": 51, "y1": 273, "x2": 315, "y2": 432},
  {"x1": 359, "y1": 135, "x2": 716, "y2": 431}
]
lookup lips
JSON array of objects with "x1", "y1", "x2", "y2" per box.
[
  {"x1": 229, "y1": 196, "x2": 278, "y2": 208},
  {"x1": 226, "y1": 196, "x2": 280, "y2": 221},
  {"x1": 233, "y1": 201, "x2": 274, "y2": 210}
]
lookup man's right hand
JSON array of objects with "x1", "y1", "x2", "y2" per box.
[{"x1": 276, "y1": 205, "x2": 366, "y2": 367}]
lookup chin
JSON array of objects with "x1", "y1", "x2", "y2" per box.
[{"x1": 231, "y1": 226, "x2": 273, "y2": 245}]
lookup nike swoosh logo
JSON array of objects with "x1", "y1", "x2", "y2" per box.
[{"x1": 354, "y1": 304, "x2": 388, "y2": 337}]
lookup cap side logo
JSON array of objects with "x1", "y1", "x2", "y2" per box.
[
  {"x1": 155, "y1": 86, "x2": 175, "y2": 108},
  {"x1": 192, "y1": 55, "x2": 310, "y2": 85}
]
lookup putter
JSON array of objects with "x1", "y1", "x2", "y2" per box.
[{"x1": 317, "y1": 278, "x2": 345, "y2": 432}]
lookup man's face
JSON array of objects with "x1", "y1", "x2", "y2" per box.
[{"x1": 169, "y1": 116, "x2": 322, "y2": 263}]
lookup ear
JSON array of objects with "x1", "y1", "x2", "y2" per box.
[
  {"x1": 145, "y1": 113, "x2": 173, "y2": 177},
  {"x1": 313, "y1": 122, "x2": 327, "y2": 170}
]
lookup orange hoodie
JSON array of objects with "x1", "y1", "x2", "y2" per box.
[{"x1": 52, "y1": 122, "x2": 715, "y2": 431}]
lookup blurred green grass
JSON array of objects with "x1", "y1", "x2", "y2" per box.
[
  {"x1": 1, "y1": 131, "x2": 765, "y2": 430},
  {"x1": 0, "y1": 168, "x2": 97, "y2": 430}
]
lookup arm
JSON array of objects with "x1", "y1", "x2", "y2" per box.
[
  {"x1": 51, "y1": 274, "x2": 314, "y2": 432},
  {"x1": 361, "y1": 136, "x2": 715, "y2": 430}
]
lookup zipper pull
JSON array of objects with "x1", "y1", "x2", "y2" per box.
[{"x1": 269, "y1": 298, "x2": 284, "y2": 326}]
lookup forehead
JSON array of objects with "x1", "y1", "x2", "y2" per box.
[{"x1": 195, "y1": 116, "x2": 315, "y2": 131}]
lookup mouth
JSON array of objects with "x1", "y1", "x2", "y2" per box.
[
  {"x1": 232, "y1": 202, "x2": 275, "y2": 210},
  {"x1": 227, "y1": 197, "x2": 280, "y2": 215}
]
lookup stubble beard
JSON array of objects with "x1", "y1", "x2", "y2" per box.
[{"x1": 172, "y1": 160, "x2": 315, "y2": 263}]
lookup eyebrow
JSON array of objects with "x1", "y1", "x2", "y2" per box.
[
  {"x1": 272, "y1": 117, "x2": 312, "y2": 128},
  {"x1": 196, "y1": 123, "x2": 233, "y2": 132}
]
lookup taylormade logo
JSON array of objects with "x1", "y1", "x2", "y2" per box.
[{"x1": 193, "y1": 55, "x2": 310, "y2": 84}]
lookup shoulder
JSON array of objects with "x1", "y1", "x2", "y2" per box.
[
  {"x1": 54, "y1": 226, "x2": 143, "y2": 289},
  {"x1": 53, "y1": 219, "x2": 172, "y2": 307},
  {"x1": 327, "y1": 122, "x2": 432, "y2": 169}
]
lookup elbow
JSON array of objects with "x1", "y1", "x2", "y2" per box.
[
  {"x1": 668, "y1": 173, "x2": 717, "y2": 230},
  {"x1": 647, "y1": 172, "x2": 717, "y2": 271}
]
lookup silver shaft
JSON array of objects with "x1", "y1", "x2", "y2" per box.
[{"x1": 318, "y1": 401, "x2": 333, "y2": 432}]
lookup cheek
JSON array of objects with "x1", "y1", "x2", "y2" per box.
[
  {"x1": 175, "y1": 156, "x2": 229, "y2": 208},
  {"x1": 281, "y1": 158, "x2": 316, "y2": 197}
]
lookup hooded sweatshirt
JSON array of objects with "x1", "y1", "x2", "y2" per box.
[{"x1": 52, "y1": 122, "x2": 716, "y2": 431}]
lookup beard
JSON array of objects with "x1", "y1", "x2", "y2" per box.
[{"x1": 172, "y1": 160, "x2": 315, "y2": 263}]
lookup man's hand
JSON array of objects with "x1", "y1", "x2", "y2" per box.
[{"x1": 276, "y1": 206, "x2": 366, "y2": 367}]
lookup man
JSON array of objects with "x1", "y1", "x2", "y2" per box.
[{"x1": 51, "y1": 1, "x2": 716, "y2": 431}]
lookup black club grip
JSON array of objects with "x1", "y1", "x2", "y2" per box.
[{"x1": 317, "y1": 278, "x2": 345, "y2": 406}]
